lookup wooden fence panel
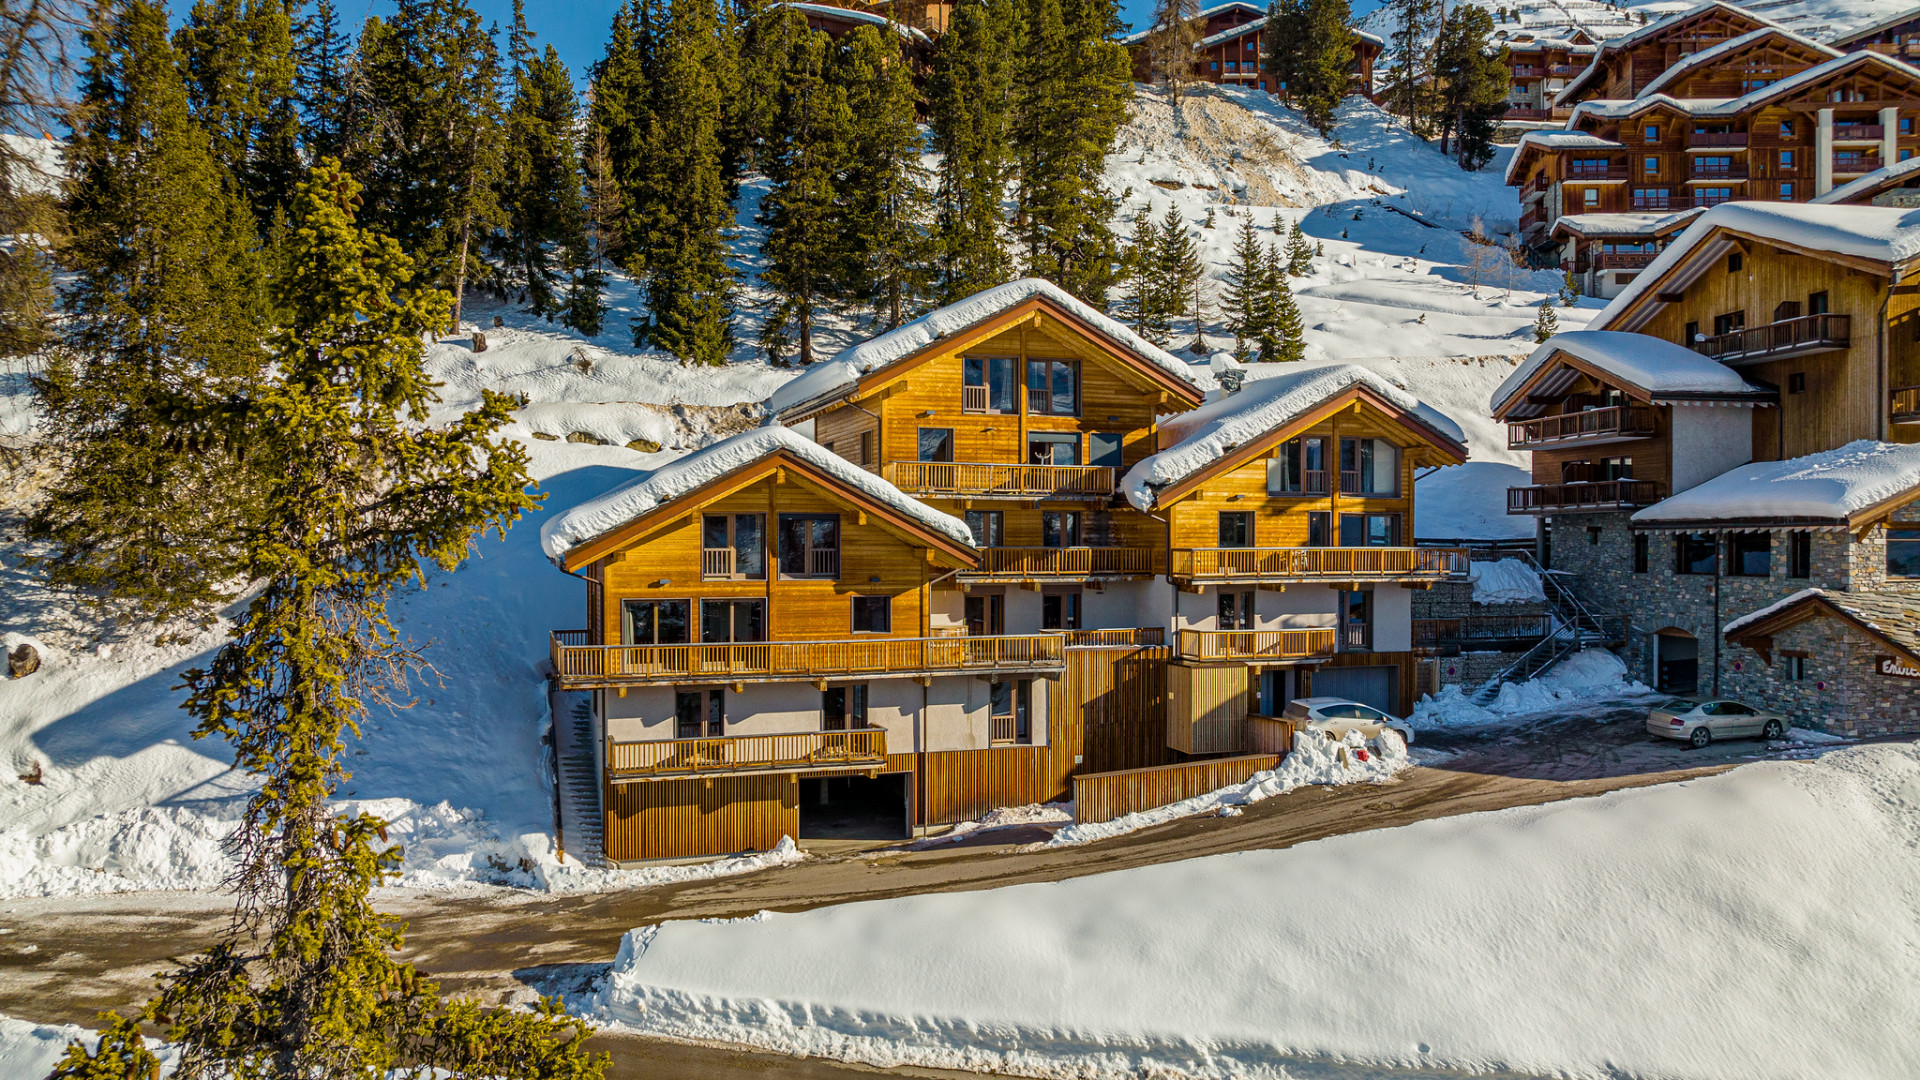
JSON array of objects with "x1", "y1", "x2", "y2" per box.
[
  {"x1": 1064, "y1": 646, "x2": 1171, "y2": 774},
  {"x1": 1071, "y1": 755, "x2": 1282, "y2": 825},
  {"x1": 1167, "y1": 662, "x2": 1248, "y2": 754},
  {"x1": 920, "y1": 746, "x2": 1059, "y2": 824},
  {"x1": 603, "y1": 774, "x2": 798, "y2": 862}
]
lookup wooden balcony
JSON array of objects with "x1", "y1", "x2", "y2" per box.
[
  {"x1": 883, "y1": 461, "x2": 1114, "y2": 500},
  {"x1": 1507, "y1": 405, "x2": 1657, "y2": 449},
  {"x1": 1518, "y1": 173, "x2": 1550, "y2": 201},
  {"x1": 606, "y1": 728, "x2": 887, "y2": 783},
  {"x1": 1564, "y1": 163, "x2": 1629, "y2": 182},
  {"x1": 1176, "y1": 628, "x2": 1336, "y2": 663},
  {"x1": 1694, "y1": 313, "x2": 1849, "y2": 364},
  {"x1": 1519, "y1": 205, "x2": 1548, "y2": 232},
  {"x1": 1057, "y1": 627, "x2": 1165, "y2": 648},
  {"x1": 1892, "y1": 385, "x2": 1920, "y2": 425},
  {"x1": 1412, "y1": 615, "x2": 1554, "y2": 648},
  {"x1": 1506, "y1": 479, "x2": 1662, "y2": 515},
  {"x1": 1507, "y1": 107, "x2": 1552, "y2": 121},
  {"x1": 1833, "y1": 124, "x2": 1885, "y2": 143},
  {"x1": 1592, "y1": 252, "x2": 1657, "y2": 270},
  {"x1": 961, "y1": 545, "x2": 1163, "y2": 582},
  {"x1": 1687, "y1": 131, "x2": 1747, "y2": 149},
  {"x1": 549, "y1": 630, "x2": 1065, "y2": 689},
  {"x1": 1688, "y1": 162, "x2": 1747, "y2": 181},
  {"x1": 1169, "y1": 546, "x2": 1470, "y2": 585}
]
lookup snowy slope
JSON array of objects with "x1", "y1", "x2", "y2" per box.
[{"x1": 585, "y1": 740, "x2": 1920, "y2": 1080}]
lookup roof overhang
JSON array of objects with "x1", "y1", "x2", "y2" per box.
[
  {"x1": 1724, "y1": 591, "x2": 1920, "y2": 670},
  {"x1": 1492, "y1": 346, "x2": 1776, "y2": 420},
  {"x1": 1601, "y1": 224, "x2": 1894, "y2": 334}
]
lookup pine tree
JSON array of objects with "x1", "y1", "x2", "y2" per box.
[
  {"x1": 639, "y1": 0, "x2": 737, "y2": 363},
  {"x1": 173, "y1": 0, "x2": 303, "y2": 224},
  {"x1": 1256, "y1": 237, "x2": 1285, "y2": 360},
  {"x1": 1384, "y1": 0, "x2": 1442, "y2": 135},
  {"x1": 46, "y1": 161, "x2": 600, "y2": 1080},
  {"x1": 732, "y1": 0, "x2": 807, "y2": 176},
  {"x1": 838, "y1": 25, "x2": 932, "y2": 329},
  {"x1": 1288, "y1": 0, "x2": 1354, "y2": 134},
  {"x1": 565, "y1": 126, "x2": 622, "y2": 336},
  {"x1": 1222, "y1": 214, "x2": 1268, "y2": 350},
  {"x1": 928, "y1": 0, "x2": 1015, "y2": 300},
  {"x1": 588, "y1": 1, "x2": 654, "y2": 278},
  {"x1": 1285, "y1": 218, "x2": 1314, "y2": 275},
  {"x1": 1560, "y1": 265, "x2": 1581, "y2": 306},
  {"x1": 496, "y1": 1, "x2": 587, "y2": 318},
  {"x1": 1267, "y1": 256, "x2": 1306, "y2": 362},
  {"x1": 31, "y1": 0, "x2": 269, "y2": 618},
  {"x1": 1154, "y1": 204, "x2": 1202, "y2": 349},
  {"x1": 1262, "y1": 0, "x2": 1305, "y2": 101},
  {"x1": 1534, "y1": 297, "x2": 1559, "y2": 342},
  {"x1": 350, "y1": 0, "x2": 506, "y2": 332},
  {"x1": 1435, "y1": 3, "x2": 1509, "y2": 169},
  {"x1": 1126, "y1": 212, "x2": 1169, "y2": 342},
  {"x1": 1147, "y1": 0, "x2": 1201, "y2": 99},
  {"x1": 294, "y1": 0, "x2": 351, "y2": 161},
  {"x1": 759, "y1": 26, "x2": 849, "y2": 365}
]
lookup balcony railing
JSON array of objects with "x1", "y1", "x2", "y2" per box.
[
  {"x1": 962, "y1": 384, "x2": 989, "y2": 411},
  {"x1": 1176, "y1": 628, "x2": 1337, "y2": 662},
  {"x1": 1506, "y1": 107, "x2": 1552, "y2": 121},
  {"x1": 883, "y1": 461, "x2": 1114, "y2": 499},
  {"x1": 1506, "y1": 480, "x2": 1662, "y2": 514},
  {"x1": 1689, "y1": 162, "x2": 1747, "y2": 180},
  {"x1": 1169, "y1": 546, "x2": 1470, "y2": 583},
  {"x1": 1412, "y1": 615, "x2": 1554, "y2": 648},
  {"x1": 1339, "y1": 470, "x2": 1398, "y2": 497},
  {"x1": 1548, "y1": 64, "x2": 1578, "y2": 75},
  {"x1": 1058, "y1": 627, "x2": 1165, "y2": 648},
  {"x1": 1687, "y1": 131, "x2": 1747, "y2": 148},
  {"x1": 1565, "y1": 163, "x2": 1628, "y2": 181},
  {"x1": 963, "y1": 546, "x2": 1163, "y2": 580},
  {"x1": 1507, "y1": 405, "x2": 1657, "y2": 449},
  {"x1": 1512, "y1": 65, "x2": 1544, "y2": 77},
  {"x1": 1592, "y1": 252, "x2": 1657, "y2": 270},
  {"x1": 1833, "y1": 124, "x2": 1885, "y2": 141},
  {"x1": 1519, "y1": 174, "x2": 1551, "y2": 201},
  {"x1": 1893, "y1": 385, "x2": 1920, "y2": 424},
  {"x1": 1693, "y1": 313, "x2": 1850, "y2": 363},
  {"x1": 549, "y1": 630, "x2": 1065, "y2": 688},
  {"x1": 1519, "y1": 205, "x2": 1547, "y2": 231},
  {"x1": 606, "y1": 728, "x2": 887, "y2": 782}
]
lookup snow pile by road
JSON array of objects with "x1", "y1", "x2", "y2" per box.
[
  {"x1": 0, "y1": 1014, "x2": 174, "y2": 1077},
  {"x1": 1469, "y1": 557, "x2": 1546, "y2": 604},
  {"x1": 1411, "y1": 648, "x2": 1656, "y2": 729},
  {"x1": 584, "y1": 741, "x2": 1920, "y2": 1080},
  {"x1": 1048, "y1": 728, "x2": 1407, "y2": 846}
]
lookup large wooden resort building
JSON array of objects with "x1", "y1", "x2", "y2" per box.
[
  {"x1": 1120, "y1": 0, "x2": 1382, "y2": 97},
  {"x1": 542, "y1": 280, "x2": 1475, "y2": 862}
]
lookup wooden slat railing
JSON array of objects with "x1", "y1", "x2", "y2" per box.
[
  {"x1": 606, "y1": 728, "x2": 886, "y2": 781},
  {"x1": 550, "y1": 632, "x2": 1066, "y2": 687},
  {"x1": 1058, "y1": 627, "x2": 1165, "y2": 648},
  {"x1": 883, "y1": 461, "x2": 1115, "y2": 499},
  {"x1": 1169, "y1": 546, "x2": 1470, "y2": 582},
  {"x1": 1506, "y1": 404, "x2": 1657, "y2": 448},
  {"x1": 1073, "y1": 755, "x2": 1281, "y2": 824},
  {"x1": 989, "y1": 714, "x2": 1020, "y2": 745},
  {"x1": 963, "y1": 546, "x2": 1163, "y2": 579},
  {"x1": 1506, "y1": 480, "x2": 1662, "y2": 513},
  {"x1": 1176, "y1": 628, "x2": 1336, "y2": 662},
  {"x1": 1694, "y1": 313, "x2": 1849, "y2": 362},
  {"x1": 1893, "y1": 385, "x2": 1920, "y2": 422},
  {"x1": 962, "y1": 384, "x2": 989, "y2": 411}
]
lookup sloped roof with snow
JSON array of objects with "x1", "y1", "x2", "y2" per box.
[
  {"x1": 772, "y1": 2, "x2": 932, "y2": 42},
  {"x1": 1551, "y1": 208, "x2": 1704, "y2": 238},
  {"x1": 1829, "y1": 6, "x2": 1920, "y2": 47},
  {"x1": 1723, "y1": 588, "x2": 1920, "y2": 665},
  {"x1": 1491, "y1": 330, "x2": 1771, "y2": 417},
  {"x1": 1813, "y1": 155, "x2": 1920, "y2": 205},
  {"x1": 1121, "y1": 364, "x2": 1468, "y2": 510},
  {"x1": 1555, "y1": 1, "x2": 1785, "y2": 104},
  {"x1": 1120, "y1": 1, "x2": 1263, "y2": 45},
  {"x1": 766, "y1": 278, "x2": 1204, "y2": 420},
  {"x1": 540, "y1": 426, "x2": 974, "y2": 563},
  {"x1": 1632, "y1": 440, "x2": 1920, "y2": 526},
  {"x1": 1503, "y1": 131, "x2": 1629, "y2": 183},
  {"x1": 1636, "y1": 26, "x2": 1840, "y2": 98}
]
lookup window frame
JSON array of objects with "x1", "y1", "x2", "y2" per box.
[
  {"x1": 917, "y1": 427, "x2": 955, "y2": 463},
  {"x1": 1024, "y1": 358, "x2": 1080, "y2": 417},
  {"x1": 623, "y1": 598, "x2": 692, "y2": 646},
  {"x1": 1674, "y1": 532, "x2": 1717, "y2": 576},
  {"x1": 777, "y1": 513, "x2": 842, "y2": 579},
  {"x1": 822, "y1": 684, "x2": 869, "y2": 731},
  {"x1": 700, "y1": 598, "x2": 765, "y2": 644},
  {"x1": 675, "y1": 688, "x2": 725, "y2": 739},
  {"x1": 1217, "y1": 510, "x2": 1255, "y2": 548},
  {"x1": 851, "y1": 594, "x2": 893, "y2": 634},
  {"x1": 1633, "y1": 533, "x2": 1649, "y2": 574},
  {"x1": 1788, "y1": 530, "x2": 1812, "y2": 579},
  {"x1": 1040, "y1": 589, "x2": 1081, "y2": 631},
  {"x1": 1027, "y1": 430, "x2": 1080, "y2": 466},
  {"x1": 1887, "y1": 526, "x2": 1920, "y2": 578},
  {"x1": 1042, "y1": 510, "x2": 1082, "y2": 548},
  {"x1": 701, "y1": 513, "x2": 766, "y2": 580},
  {"x1": 1728, "y1": 532, "x2": 1771, "y2": 577},
  {"x1": 962, "y1": 355, "x2": 1016, "y2": 413},
  {"x1": 964, "y1": 509, "x2": 1004, "y2": 548}
]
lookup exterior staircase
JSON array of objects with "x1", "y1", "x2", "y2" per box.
[
  {"x1": 551, "y1": 690, "x2": 608, "y2": 867},
  {"x1": 1468, "y1": 552, "x2": 1626, "y2": 705}
]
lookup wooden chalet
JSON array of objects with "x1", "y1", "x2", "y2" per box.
[
  {"x1": 1828, "y1": 7, "x2": 1920, "y2": 61},
  {"x1": 1553, "y1": 1, "x2": 1781, "y2": 107},
  {"x1": 1121, "y1": 1, "x2": 1382, "y2": 96},
  {"x1": 1497, "y1": 32, "x2": 1599, "y2": 124}
]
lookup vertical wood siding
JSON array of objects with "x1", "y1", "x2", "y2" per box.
[
  {"x1": 603, "y1": 774, "x2": 799, "y2": 862},
  {"x1": 1071, "y1": 755, "x2": 1282, "y2": 824},
  {"x1": 1167, "y1": 662, "x2": 1250, "y2": 754}
]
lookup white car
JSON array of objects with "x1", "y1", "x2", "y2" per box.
[
  {"x1": 1281, "y1": 697, "x2": 1416, "y2": 746},
  {"x1": 1647, "y1": 698, "x2": 1786, "y2": 748}
]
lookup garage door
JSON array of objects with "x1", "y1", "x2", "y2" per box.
[{"x1": 1312, "y1": 666, "x2": 1397, "y2": 715}]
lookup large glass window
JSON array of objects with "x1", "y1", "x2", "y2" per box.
[
  {"x1": 1218, "y1": 511, "x2": 1254, "y2": 547},
  {"x1": 1268, "y1": 436, "x2": 1327, "y2": 494},
  {"x1": 1338, "y1": 438, "x2": 1400, "y2": 495},
  {"x1": 1027, "y1": 432, "x2": 1079, "y2": 466},
  {"x1": 1041, "y1": 590, "x2": 1081, "y2": 630},
  {"x1": 1339, "y1": 513, "x2": 1399, "y2": 546},
  {"x1": 700, "y1": 599, "x2": 764, "y2": 643},
  {"x1": 965, "y1": 592, "x2": 1004, "y2": 635},
  {"x1": 988, "y1": 680, "x2": 1032, "y2": 744},
  {"x1": 851, "y1": 595, "x2": 892, "y2": 634},
  {"x1": 918, "y1": 427, "x2": 954, "y2": 462},
  {"x1": 1729, "y1": 533, "x2": 1771, "y2": 577},
  {"x1": 823, "y1": 685, "x2": 868, "y2": 731},
  {"x1": 675, "y1": 689, "x2": 723, "y2": 739},
  {"x1": 1340, "y1": 591, "x2": 1372, "y2": 651},
  {"x1": 965, "y1": 509, "x2": 1003, "y2": 547},
  {"x1": 1042, "y1": 510, "x2": 1081, "y2": 548},
  {"x1": 963, "y1": 355, "x2": 1016, "y2": 413},
  {"x1": 1888, "y1": 528, "x2": 1920, "y2": 578},
  {"x1": 623, "y1": 599, "x2": 690, "y2": 645},
  {"x1": 778, "y1": 514, "x2": 840, "y2": 578},
  {"x1": 701, "y1": 514, "x2": 765, "y2": 579},
  {"x1": 1788, "y1": 530, "x2": 1812, "y2": 579},
  {"x1": 1218, "y1": 590, "x2": 1255, "y2": 630},
  {"x1": 1674, "y1": 533, "x2": 1717, "y2": 575},
  {"x1": 1088, "y1": 432, "x2": 1124, "y2": 468},
  {"x1": 1026, "y1": 359, "x2": 1078, "y2": 415}
]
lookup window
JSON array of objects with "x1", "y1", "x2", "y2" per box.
[
  {"x1": 822, "y1": 685, "x2": 868, "y2": 731},
  {"x1": 701, "y1": 514, "x2": 765, "y2": 579},
  {"x1": 1780, "y1": 119, "x2": 1795, "y2": 137},
  {"x1": 1218, "y1": 590, "x2": 1255, "y2": 630},
  {"x1": 1674, "y1": 532, "x2": 1717, "y2": 575},
  {"x1": 1217, "y1": 511, "x2": 1254, "y2": 547},
  {"x1": 1338, "y1": 437, "x2": 1399, "y2": 495},
  {"x1": 1339, "y1": 513, "x2": 1399, "y2": 546},
  {"x1": 1269, "y1": 436, "x2": 1328, "y2": 494},
  {"x1": 1788, "y1": 372, "x2": 1806, "y2": 394},
  {"x1": 1340, "y1": 590, "x2": 1372, "y2": 650},
  {"x1": 1587, "y1": 526, "x2": 1602, "y2": 546},
  {"x1": 1583, "y1": 187, "x2": 1599, "y2": 206},
  {"x1": 1808, "y1": 290, "x2": 1829, "y2": 315},
  {"x1": 1043, "y1": 510, "x2": 1081, "y2": 547},
  {"x1": 1307, "y1": 511, "x2": 1331, "y2": 547},
  {"x1": 1041, "y1": 589, "x2": 1081, "y2": 630},
  {"x1": 851, "y1": 595, "x2": 892, "y2": 633},
  {"x1": 917, "y1": 427, "x2": 954, "y2": 462},
  {"x1": 1644, "y1": 124, "x2": 1659, "y2": 140},
  {"x1": 1632, "y1": 187, "x2": 1670, "y2": 210},
  {"x1": 1729, "y1": 533, "x2": 1771, "y2": 576},
  {"x1": 1025, "y1": 359, "x2": 1078, "y2": 415},
  {"x1": 1904, "y1": 148, "x2": 1916, "y2": 162},
  {"x1": 1696, "y1": 186, "x2": 1733, "y2": 207},
  {"x1": 858, "y1": 430, "x2": 873, "y2": 467},
  {"x1": 1780, "y1": 182, "x2": 1795, "y2": 200},
  {"x1": 1028, "y1": 431, "x2": 1079, "y2": 466},
  {"x1": 1633, "y1": 533, "x2": 1649, "y2": 573},
  {"x1": 988, "y1": 680, "x2": 1032, "y2": 744},
  {"x1": 1644, "y1": 156, "x2": 1659, "y2": 174},
  {"x1": 1713, "y1": 311, "x2": 1745, "y2": 337},
  {"x1": 778, "y1": 513, "x2": 840, "y2": 578},
  {"x1": 701, "y1": 599, "x2": 764, "y2": 643},
  {"x1": 963, "y1": 355, "x2": 1016, "y2": 412},
  {"x1": 1779, "y1": 149, "x2": 1795, "y2": 168},
  {"x1": 1904, "y1": 116, "x2": 1915, "y2": 135},
  {"x1": 965, "y1": 592, "x2": 1004, "y2": 635},
  {"x1": 1789, "y1": 530, "x2": 1812, "y2": 579},
  {"x1": 1784, "y1": 655, "x2": 1808, "y2": 681},
  {"x1": 674, "y1": 689, "x2": 724, "y2": 739},
  {"x1": 964, "y1": 509, "x2": 1003, "y2": 547},
  {"x1": 1684, "y1": 320, "x2": 1700, "y2": 345},
  {"x1": 1888, "y1": 527, "x2": 1920, "y2": 577},
  {"x1": 1088, "y1": 432, "x2": 1124, "y2": 468},
  {"x1": 624, "y1": 599, "x2": 691, "y2": 645},
  {"x1": 1727, "y1": 253, "x2": 1743, "y2": 273}
]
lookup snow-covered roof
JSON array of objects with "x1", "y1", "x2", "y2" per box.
[
  {"x1": 1198, "y1": 16, "x2": 1264, "y2": 48},
  {"x1": 540, "y1": 426, "x2": 974, "y2": 563},
  {"x1": 1551, "y1": 208, "x2": 1704, "y2": 238},
  {"x1": 1119, "y1": 1, "x2": 1263, "y2": 45},
  {"x1": 1829, "y1": 6, "x2": 1920, "y2": 47},
  {"x1": 772, "y1": 2, "x2": 931, "y2": 43},
  {"x1": 1503, "y1": 36, "x2": 1599, "y2": 53},
  {"x1": 1556, "y1": 1, "x2": 1785, "y2": 103},
  {"x1": 1723, "y1": 587, "x2": 1827, "y2": 635},
  {"x1": 1491, "y1": 330, "x2": 1771, "y2": 417},
  {"x1": 1635, "y1": 26, "x2": 1839, "y2": 98},
  {"x1": 1598, "y1": 202, "x2": 1920, "y2": 328},
  {"x1": 766, "y1": 278, "x2": 1204, "y2": 419},
  {"x1": 1632, "y1": 440, "x2": 1920, "y2": 526},
  {"x1": 1723, "y1": 588, "x2": 1920, "y2": 662},
  {"x1": 1813, "y1": 156, "x2": 1920, "y2": 205},
  {"x1": 1503, "y1": 130, "x2": 1628, "y2": 183},
  {"x1": 1121, "y1": 364, "x2": 1467, "y2": 510},
  {"x1": 1564, "y1": 94, "x2": 1727, "y2": 125}
]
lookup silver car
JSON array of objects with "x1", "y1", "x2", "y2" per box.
[
  {"x1": 1281, "y1": 697, "x2": 1416, "y2": 745},
  {"x1": 1647, "y1": 698, "x2": 1786, "y2": 748}
]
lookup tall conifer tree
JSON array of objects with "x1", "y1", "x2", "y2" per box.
[
  {"x1": 1435, "y1": 4, "x2": 1509, "y2": 168},
  {"x1": 1153, "y1": 205, "x2": 1200, "y2": 348},
  {"x1": 1222, "y1": 214, "x2": 1268, "y2": 355},
  {"x1": 1125, "y1": 212, "x2": 1168, "y2": 341},
  {"x1": 173, "y1": 0, "x2": 302, "y2": 224},
  {"x1": 496, "y1": 0, "x2": 586, "y2": 317},
  {"x1": 1146, "y1": 0, "x2": 1201, "y2": 98},
  {"x1": 565, "y1": 126, "x2": 621, "y2": 336},
  {"x1": 837, "y1": 24, "x2": 931, "y2": 329},
  {"x1": 1289, "y1": 0, "x2": 1354, "y2": 133},
  {"x1": 928, "y1": 0, "x2": 1015, "y2": 300},
  {"x1": 294, "y1": 0, "x2": 351, "y2": 161},
  {"x1": 758, "y1": 26, "x2": 848, "y2": 365},
  {"x1": 588, "y1": 1, "x2": 659, "y2": 276}
]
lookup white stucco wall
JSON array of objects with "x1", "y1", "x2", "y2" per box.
[{"x1": 1669, "y1": 404, "x2": 1755, "y2": 495}]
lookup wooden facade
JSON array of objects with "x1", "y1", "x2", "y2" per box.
[
  {"x1": 1072, "y1": 753, "x2": 1282, "y2": 825},
  {"x1": 1555, "y1": 3, "x2": 1776, "y2": 107},
  {"x1": 1122, "y1": 1, "x2": 1381, "y2": 97}
]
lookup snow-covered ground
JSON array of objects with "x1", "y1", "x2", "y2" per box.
[
  {"x1": 0, "y1": 1014, "x2": 172, "y2": 1077},
  {"x1": 1411, "y1": 647, "x2": 1659, "y2": 729},
  {"x1": 583, "y1": 737, "x2": 1917, "y2": 1080}
]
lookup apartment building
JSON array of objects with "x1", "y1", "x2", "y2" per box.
[
  {"x1": 1121, "y1": 1, "x2": 1383, "y2": 96},
  {"x1": 1498, "y1": 32, "x2": 1598, "y2": 125}
]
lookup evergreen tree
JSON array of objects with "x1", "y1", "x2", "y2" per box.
[
  {"x1": 1288, "y1": 0, "x2": 1354, "y2": 134},
  {"x1": 294, "y1": 0, "x2": 352, "y2": 161},
  {"x1": 1011, "y1": 0, "x2": 1132, "y2": 303},
  {"x1": 1256, "y1": 237, "x2": 1285, "y2": 359},
  {"x1": 1146, "y1": 0, "x2": 1201, "y2": 99},
  {"x1": 1154, "y1": 204, "x2": 1201, "y2": 349},
  {"x1": 1284, "y1": 218, "x2": 1314, "y2": 275},
  {"x1": 837, "y1": 25, "x2": 932, "y2": 329},
  {"x1": 32, "y1": 0, "x2": 269, "y2": 619},
  {"x1": 496, "y1": 1, "x2": 586, "y2": 318},
  {"x1": 1125, "y1": 212, "x2": 1171, "y2": 342},
  {"x1": 1534, "y1": 297, "x2": 1559, "y2": 342},
  {"x1": 731, "y1": 0, "x2": 807, "y2": 176},
  {"x1": 1221, "y1": 214, "x2": 1268, "y2": 351},
  {"x1": 638, "y1": 0, "x2": 736, "y2": 363},
  {"x1": 1266, "y1": 252, "x2": 1305, "y2": 362},
  {"x1": 173, "y1": 0, "x2": 303, "y2": 224},
  {"x1": 928, "y1": 0, "x2": 1015, "y2": 300},
  {"x1": 46, "y1": 161, "x2": 600, "y2": 1080},
  {"x1": 1435, "y1": 3, "x2": 1509, "y2": 168},
  {"x1": 564, "y1": 126, "x2": 622, "y2": 336},
  {"x1": 1384, "y1": 0, "x2": 1442, "y2": 135},
  {"x1": 1262, "y1": 0, "x2": 1305, "y2": 101},
  {"x1": 350, "y1": 0, "x2": 505, "y2": 332},
  {"x1": 1560, "y1": 265, "x2": 1581, "y2": 306},
  {"x1": 587, "y1": 1, "x2": 658, "y2": 277},
  {"x1": 758, "y1": 26, "x2": 849, "y2": 365}
]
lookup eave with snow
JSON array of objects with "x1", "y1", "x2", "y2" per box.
[
  {"x1": 1723, "y1": 587, "x2": 1920, "y2": 676},
  {"x1": 1630, "y1": 440, "x2": 1920, "y2": 533}
]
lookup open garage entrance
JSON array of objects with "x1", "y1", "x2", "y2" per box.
[
  {"x1": 799, "y1": 773, "x2": 910, "y2": 841},
  {"x1": 1654, "y1": 629, "x2": 1698, "y2": 694}
]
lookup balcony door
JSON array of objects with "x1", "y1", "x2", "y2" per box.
[
  {"x1": 778, "y1": 514, "x2": 840, "y2": 579},
  {"x1": 1340, "y1": 590, "x2": 1373, "y2": 652},
  {"x1": 701, "y1": 514, "x2": 765, "y2": 580},
  {"x1": 822, "y1": 685, "x2": 868, "y2": 731},
  {"x1": 1028, "y1": 432, "x2": 1079, "y2": 466},
  {"x1": 700, "y1": 599, "x2": 765, "y2": 644},
  {"x1": 965, "y1": 592, "x2": 1004, "y2": 636},
  {"x1": 1338, "y1": 513, "x2": 1399, "y2": 547},
  {"x1": 675, "y1": 688, "x2": 723, "y2": 739},
  {"x1": 624, "y1": 599, "x2": 691, "y2": 645}
]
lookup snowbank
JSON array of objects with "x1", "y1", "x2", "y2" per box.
[
  {"x1": 1411, "y1": 648, "x2": 1654, "y2": 729},
  {"x1": 584, "y1": 742, "x2": 1920, "y2": 1080},
  {"x1": 1469, "y1": 557, "x2": 1546, "y2": 604},
  {"x1": 1633, "y1": 439, "x2": 1920, "y2": 525},
  {"x1": 0, "y1": 1015, "x2": 174, "y2": 1077},
  {"x1": 539, "y1": 426, "x2": 975, "y2": 561}
]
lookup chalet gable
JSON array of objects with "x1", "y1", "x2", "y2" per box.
[
  {"x1": 1634, "y1": 27, "x2": 1840, "y2": 99},
  {"x1": 1725, "y1": 588, "x2": 1920, "y2": 670},
  {"x1": 1556, "y1": 1, "x2": 1781, "y2": 106},
  {"x1": 1492, "y1": 331, "x2": 1775, "y2": 421}
]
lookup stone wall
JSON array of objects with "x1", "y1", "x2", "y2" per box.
[
  {"x1": 1848, "y1": 505, "x2": 1920, "y2": 596},
  {"x1": 1723, "y1": 616, "x2": 1920, "y2": 737}
]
